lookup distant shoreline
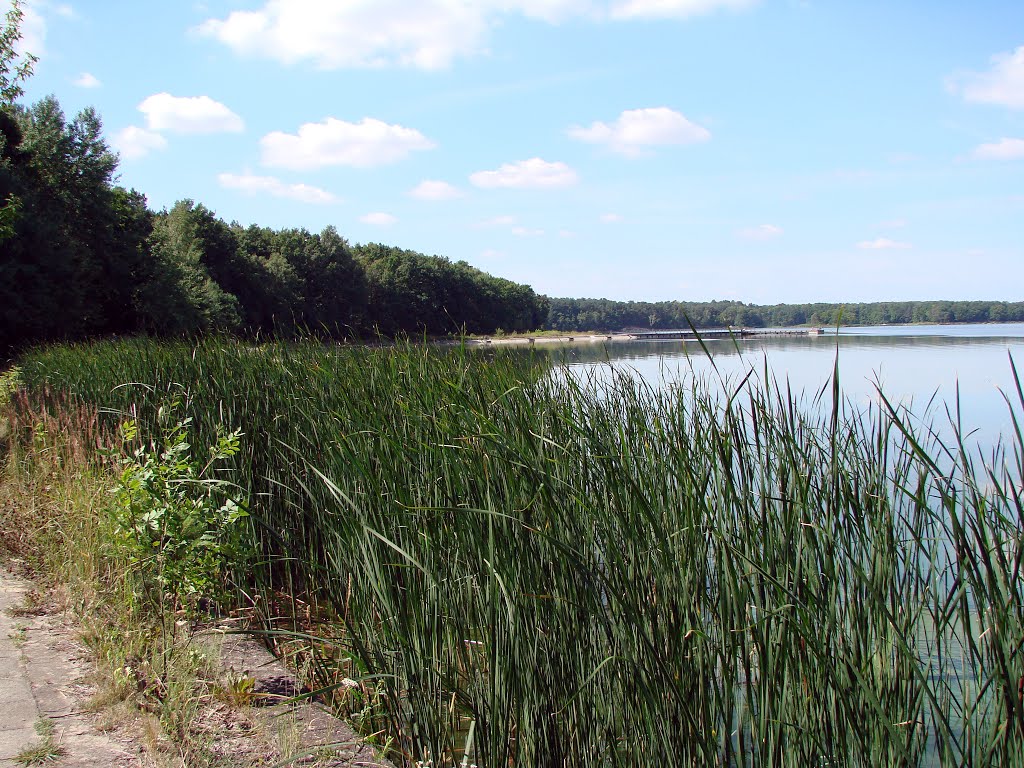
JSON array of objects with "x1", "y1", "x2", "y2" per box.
[{"x1": 453, "y1": 319, "x2": 1024, "y2": 347}]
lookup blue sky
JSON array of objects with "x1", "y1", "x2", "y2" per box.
[{"x1": 13, "y1": 0, "x2": 1024, "y2": 303}]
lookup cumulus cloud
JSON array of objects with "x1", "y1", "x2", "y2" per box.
[
  {"x1": 217, "y1": 172, "x2": 339, "y2": 204},
  {"x1": 138, "y1": 93, "x2": 244, "y2": 133},
  {"x1": 857, "y1": 238, "x2": 911, "y2": 250},
  {"x1": 568, "y1": 107, "x2": 710, "y2": 155},
  {"x1": 410, "y1": 179, "x2": 462, "y2": 200},
  {"x1": 112, "y1": 126, "x2": 168, "y2": 160},
  {"x1": 360, "y1": 212, "x2": 398, "y2": 226},
  {"x1": 197, "y1": 0, "x2": 757, "y2": 70},
  {"x1": 73, "y1": 72, "x2": 101, "y2": 88},
  {"x1": 610, "y1": 0, "x2": 757, "y2": 19},
  {"x1": 470, "y1": 158, "x2": 578, "y2": 189},
  {"x1": 738, "y1": 224, "x2": 783, "y2": 241},
  {"x1": 261, "y1": 117, "x2": 434, "y2": 170},
  {"x1": 972, "y1": 137, "x2": 1024, "y2": 160},
  {"x1": 600, "y1": 212, "x2": 623, "y2": 223},
  {"x1": 198, "y1": 0, "x2": 489, "y2": 70},
  {"x1": 949, "y1": 46, "x2": 1024, "y2": 109}
]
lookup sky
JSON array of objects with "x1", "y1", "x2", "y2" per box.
[{"x1": 11, "y1": 0, "x2": 1024, "y2": 303}]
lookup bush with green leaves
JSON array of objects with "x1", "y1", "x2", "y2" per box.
[
  {"x1": 0, "y1": 366, "x2": 21, "y2": 401},
  {"x1": 112, "y1": 401, "x2": 248, "y2": 616}
]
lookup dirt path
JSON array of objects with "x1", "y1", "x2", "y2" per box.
[
  {"x1": 0, "y1": 570, "x2": 145, "y2": 766},
  {"x1": 0, "y1": 568, "x2": 394, "y2": 767}
]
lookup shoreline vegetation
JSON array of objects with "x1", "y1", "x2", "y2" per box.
[{"x1": 4, "y1": 337, "x2": 1024, "y2": 766}]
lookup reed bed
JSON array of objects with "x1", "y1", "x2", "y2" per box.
[{"x1": 7, "y1": 337, "x2": 1024, "y2": 767}]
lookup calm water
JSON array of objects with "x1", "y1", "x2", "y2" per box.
[{"x1": 549, "y1": 323, "x2": 1024, "y2": 452}]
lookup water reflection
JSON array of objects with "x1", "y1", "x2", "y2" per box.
[{"x1": 538, "y1": 324, "x2": 1024, "y2": 452}]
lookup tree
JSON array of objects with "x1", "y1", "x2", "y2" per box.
[
  {"x1": 136, "y1": 201, "x2": 240, "y2": 335},
  {"x1": 0, "y1": 0, "x2": 35, "y2": 106},
  {"x1": 0, "y1": 0, "x2": 36, "y2": 245}
]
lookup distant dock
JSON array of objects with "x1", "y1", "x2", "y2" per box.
[{"x1": 627, "y1": 327, "x2": 825, "y2": 340}]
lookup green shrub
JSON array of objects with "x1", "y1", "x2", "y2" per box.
[{"x1": 111, "y1": 399, "x2": 248, "y2": 617}]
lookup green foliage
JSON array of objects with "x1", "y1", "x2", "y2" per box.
[
  {"x1": 0, "y1": 190, "x2": 20, "y2": 240},
  {"x1": 0, "y1": 0, "x2": 36, "y2": 107},
  {"x1": 0, "y1": 365, "x2": 21, "y2": 400},
  {"x1": 357, "y1": 242, "x2": 546, "y2": 335},
  {"x1": 547, "y1": 296, "x2": 1024, "y2": 331},
  {"x1": 0, "y1": 95, "x2": 152, "y2": 350},
  {"x1": 111, "y1": 400, "x2": 248, "y2": 616},
  {"x1": 138, "y1": 200, "x2": 241, "y2": 335}
]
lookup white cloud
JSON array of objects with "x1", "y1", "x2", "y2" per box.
[
  {"x1": 410, "y1": 179, "x2": 462, "y2": 200},
  {"x1": 261, "y1": 117, "x2": 434, "y2": 170},
  {"x1": 217, "y1": 172, "x2": 339, "y2": 204},
  {"x1": 857, "y1": 238, "x2": 911, "y2": 250},
  {"x1": 15, "y1": 6, "x2": 46, "y2": 58},
  {"x1": 972, "y1": 137, "x2": 1024, "y2": 160},
  {"x1": 559, "y1": 229, "x2": 576, "y2": 238},
  {"x1": 610, "y1": 0, "x2": 757, "y2": 19},
  {"x1": 480, "y1": 248, "x2": 505, "y2": 260},
  {"x1": 470, "y1": 158, "x2": 578, "y2": 189},
  {"x1": 568, "y1": 107, "x2": 710, "y2": 155},
  {"x1": 13, "y1": 2, "x2": 82, "y2": 59},
  {"x1": 600, "y1": 212, "x2": 623, "y2": 223},
  {"x1": 737, "y1": 223, "x2": 783, "y2": 241},
  {"x1": 198, "y1": 1, "x2": 757, "y2": 71},
  {"x1": 511, "y1": 225, "x2": 545, "y2": 236},
  {"x1": 198, "y1": 0, "x2": 489, "y2": 70},
  {"x1": 360, "y1": 212, "x2": 398, "y2": 226},
  {"x1": 950, "y1": 46, "x2": 1024, "y2": 109},
  {"x1": 112, "y1": 126, "x2": 168, "y2": 160},
  {"x1": 138, "y1": 93, "x2": 244, "y2": 134},
  {"x1": 73, "y1": 72, "x2": 101, "y2": 88}
]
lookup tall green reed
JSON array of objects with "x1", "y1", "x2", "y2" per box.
[{"x1": 8, "y1": 336, "x2": 1024, "y2": 766}]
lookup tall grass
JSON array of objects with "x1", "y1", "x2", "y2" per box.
[{"x1": 7, "y1": 336, "x2": 1024, "y2": 766}]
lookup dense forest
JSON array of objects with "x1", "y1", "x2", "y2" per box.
[
  {"x1": 1, "y1": 3, "x2": 1021, "y2": 357},
  {"x1": 0, "y1": 97, "x2": 548, "y2": 355}
]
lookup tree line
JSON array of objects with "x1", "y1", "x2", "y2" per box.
[{"x1": 547, "y1": 297, "x2": 1024, "y2": 332}]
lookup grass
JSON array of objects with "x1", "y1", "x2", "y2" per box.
[
  {"x1": 4, "y1": 336, "x2": 1024, "y2": 766},
  {"x1": 13, "y1": 719, "x2": 67, "y2": 765}
]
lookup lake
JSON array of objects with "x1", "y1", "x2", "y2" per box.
[{"x1": 547, "y1": 323, "x2": 1024, "y2": 454}]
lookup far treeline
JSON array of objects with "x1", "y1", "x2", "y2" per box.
[{"x1": 547, "y1": 298, "x2": 1024, "y2": 332}]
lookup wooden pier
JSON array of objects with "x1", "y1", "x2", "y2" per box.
[{"x1": 626, "y1": 327, "x2": 825, "y2": 341}]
